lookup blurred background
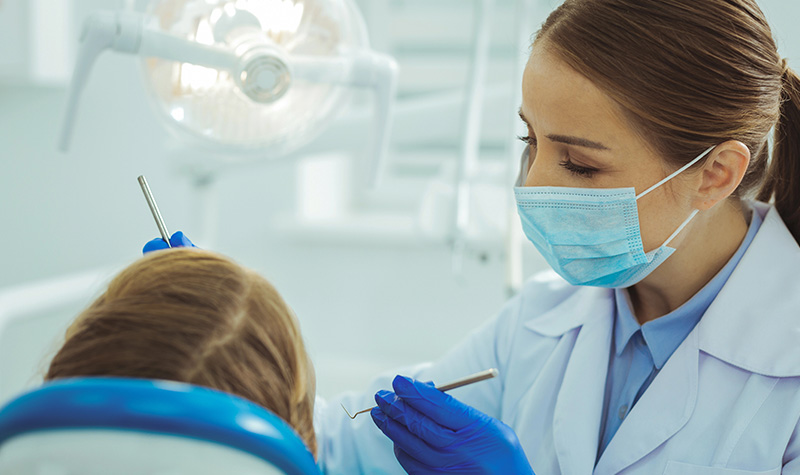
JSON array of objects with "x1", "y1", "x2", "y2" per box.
[{"x1": 0, "y1": 0, "x2": 798, "y2": 405}]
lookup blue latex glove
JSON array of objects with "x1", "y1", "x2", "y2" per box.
[
  {"x1": 142, "y1": 231, "x2": 196, "y2": 254},
  {"x1": 371, "y1": 375, "x2": 535, "y2": 475}
]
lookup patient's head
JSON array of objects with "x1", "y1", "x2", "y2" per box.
[{"x1": 45, "y1": 248, "x2": 316, "y2": 456}]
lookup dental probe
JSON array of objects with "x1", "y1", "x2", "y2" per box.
[
  {"x1": 137, "y1": 175, "x2": 171, "y2": 248},
  {"x1": 341, "y1": 368, "x2": 499, "y2": 420}
]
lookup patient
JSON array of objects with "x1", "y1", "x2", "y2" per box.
[{"x1": 44, "y1": 248, "x2": 316, "y2": 456}]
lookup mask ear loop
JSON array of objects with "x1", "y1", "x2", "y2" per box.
[
  {"x1": 636, "y1": 145, "x2": 717, "y2": 200},
  {"x1": 661, "y1": 209, "x2": 699, "y2": 247},
  {"x1": 635, "y1": 145, "x2": 716, "y2": 248}
]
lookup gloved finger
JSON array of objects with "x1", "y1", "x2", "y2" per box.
[
  {"x1": 143, "y1": 237, "x2": 170, "y2": 254},
  {"x1": 371, "y1": 407, "x2": 452, "y2": 468},
  {"x1": 392, "y1": 375, "x2": 481, "y2": 431},
  {"x1": 395, "y1": 446, "x2": 448, "y2": 474},
  {"x1": 374, "y1": 390, "x2": 455, "y2": 448},
  {"x1": 169, "y1": 231, "x2": 196, "y2": 248}
]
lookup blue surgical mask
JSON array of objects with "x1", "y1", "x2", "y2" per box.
[{"x1": 513, "y1": 146, "x2": 715, "y2": 288}]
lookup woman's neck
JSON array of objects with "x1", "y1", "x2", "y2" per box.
[{"x1": 628, "y1": 201, "x2": 750, "y2": 325}]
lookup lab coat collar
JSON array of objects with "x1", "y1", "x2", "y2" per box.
[
  {"x1": 595, "y1": 328, "x2": 700, "y2": 475},
  {"x1": 613, "y1": 289, "x2": 641, "y2": 356},
  {"x1": 520, "y1": 280, "x2": 616, "y2": 474},
  {"x1": 524, "y1": 278, "x2": 696, "y2": 475},
  {"x1": 697, "y1": 202, "x2": 800, "y2": 377},
  {"x1": 552, "y1": 288, "x2": 615, "y2": 475},
  {"x1": 597, "y1": 203, "x2": 800, "y2": 475},
  {"x1": 522, "y1": 282, "x2": 613, "y2": 337}
]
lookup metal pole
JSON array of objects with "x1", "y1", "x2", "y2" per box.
[{"x1": 137, "y1": 175, "x2": 171, "y2": 247}]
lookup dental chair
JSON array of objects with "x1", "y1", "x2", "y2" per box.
[{"x1": 0, "y1": 377, "x2": 320, "y2": 474}]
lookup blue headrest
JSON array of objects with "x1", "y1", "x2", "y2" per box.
[{"x1": 0, "y1": 377, "x2": 319, "y2": 475}]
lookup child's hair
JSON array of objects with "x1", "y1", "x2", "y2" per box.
[{"x1": 45, "y1": 248, "x2": 316, "y2": 456}]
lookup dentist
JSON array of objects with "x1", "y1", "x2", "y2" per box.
[
  {"x1": 151, "y1": 0, "x2": 800, "y2": 473},
  {"x1": 319, "y1": 0, "x2": 800, "y2": 473}
]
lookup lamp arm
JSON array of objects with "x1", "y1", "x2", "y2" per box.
[
  {"x1": 59, "y1": 11, "x2": 239, "y2": 152},
  {"x1": 363, "y1": 53, "x2": 398, "y2": 188},
  {"x1": 138, "y1": 27, "x2": 239, "y2": 72},
  {"x1": 292, "y1": 52, "x2": 398, "y2": 186},
  {"x1": 59, "y1": 12, "x2": 120, "y2": 152}
]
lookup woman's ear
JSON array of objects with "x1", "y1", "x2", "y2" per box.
[{"x1": 693, "y1": 140, "x2": 751, "y2": 210}]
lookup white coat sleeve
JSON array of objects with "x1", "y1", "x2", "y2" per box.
[{"x1": 314, "y1": 292, "x2": 526, "y2": 475}]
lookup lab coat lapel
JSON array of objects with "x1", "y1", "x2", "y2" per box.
[
  {"x1": 696, "y1": 203, "x2": 800, "y2": 378},
  {"x1": 552, "y1": 290, "x2": 614, "y2": 475},
  {"x1": 594, "y1": 329, "x2": 699, "y2": 475}
]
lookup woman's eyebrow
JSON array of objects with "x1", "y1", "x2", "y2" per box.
[
  {"x1": 517, "y1": 108, "x2": 611, "y2": 151},
  {"x1": 546, "y1": 134, "x2": 611, "y2": 151}
]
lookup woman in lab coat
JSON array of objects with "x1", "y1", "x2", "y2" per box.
[{"x1": 312, "y1": 0, "x2": 800, "y2": 473}]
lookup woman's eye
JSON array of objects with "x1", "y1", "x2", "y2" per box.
[
  {"x1": 516, "y1": 135, "x2": 596, "y2": 178},
  {"x1": 517, "y1": 135, "x2": 538, "y2": 147},
  {"x1": 559, "y1": 158, "x2": 597, "y2": 178}
]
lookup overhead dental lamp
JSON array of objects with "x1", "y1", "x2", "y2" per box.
[{"x1": 59, "y1": 0, "x2": 397, "y2": 184}]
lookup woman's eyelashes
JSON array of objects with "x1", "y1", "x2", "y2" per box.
[
  {"x1": 517, "y1": 135, "x2": 598, "y2": 178},
  {"x1": 517, "y1": 134, "x2": 537, "y2": 147},
  {"x1": 559, "y1": 158, "x2": 597, "y2": 178}
]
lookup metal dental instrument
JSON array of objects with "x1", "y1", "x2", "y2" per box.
[
  {"x1": 137, "y1": 175, "x2": 171, "y2": 248},
  {"x1": 341, "y1": 368, "x2": 499, "y2": 420}
]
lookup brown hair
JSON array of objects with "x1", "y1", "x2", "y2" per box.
[
  {"x1": 45, "y1": 248, "x2": 316, "y2": 456},
  {"x1": 536, "y1": 0, "x2": 800, "y2": 242}
]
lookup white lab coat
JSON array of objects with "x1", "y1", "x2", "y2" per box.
[{"x1": 316, "y1": 201, "x2": 800, "y2": 475}]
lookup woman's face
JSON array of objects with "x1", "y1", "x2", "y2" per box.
[{"x1": 519, "y1": 42, "x2": 700, "y2": 253}]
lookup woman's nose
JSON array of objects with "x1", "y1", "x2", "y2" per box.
[{"x1": 523, "y1": 151, "x2": 555, "y2": 187}]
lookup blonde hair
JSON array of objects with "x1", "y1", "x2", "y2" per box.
[{"x1": 45, "y1": 248, "x2": 316, "y2": 456}]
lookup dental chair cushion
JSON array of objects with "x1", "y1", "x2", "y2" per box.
[{"x1": 0, "y1": 377, "x2": 319, "y2": 475}]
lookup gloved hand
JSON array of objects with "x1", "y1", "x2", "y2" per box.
[
  {"x1": 142, "y1": 231, "x2": 196, "y2": 254},
  {"x1": 371, "y1": 375, "x2": 535, "y2": 474}
]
